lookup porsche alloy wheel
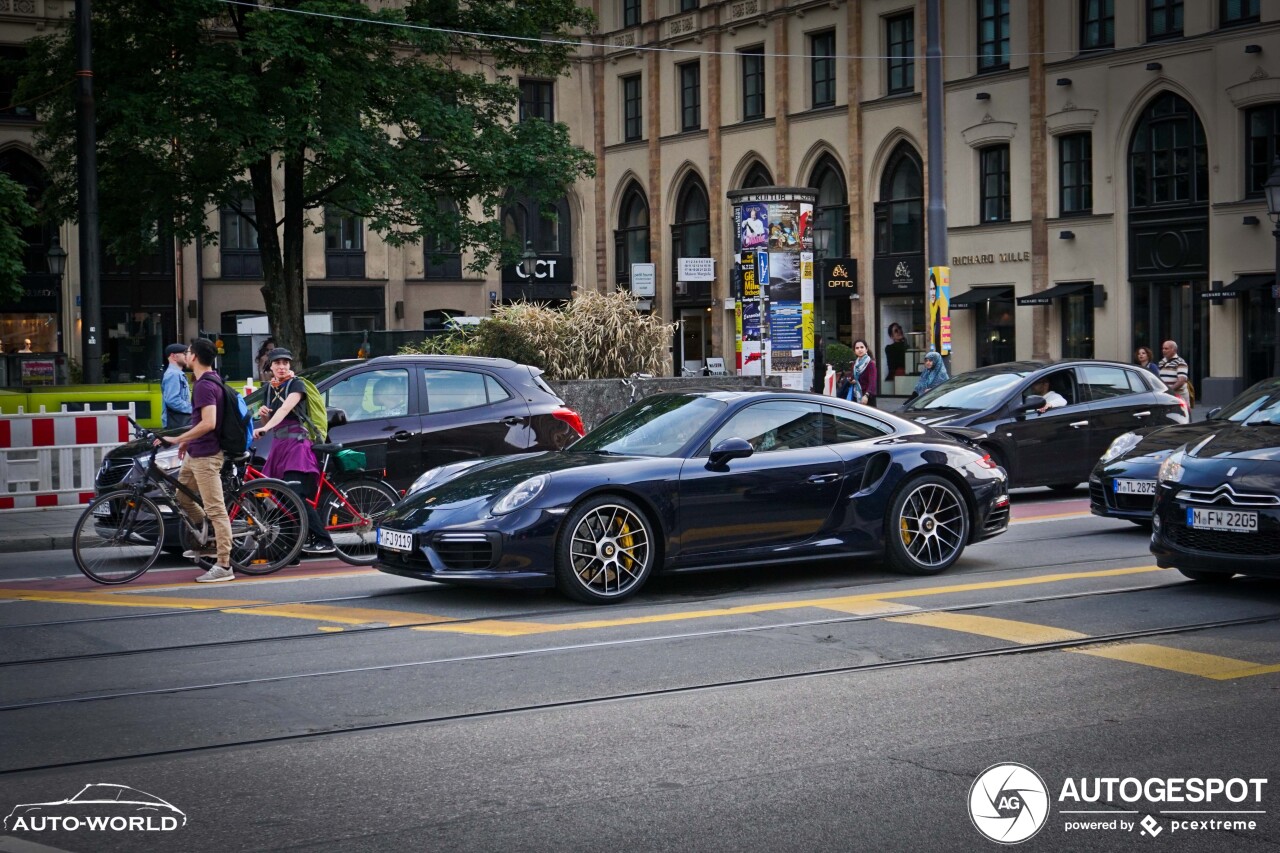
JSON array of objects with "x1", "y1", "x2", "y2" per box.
[
  {"x1": 885, "y1": 475, "x2": 970, "y2": 575},
  {"x1": 556, "y1": 496, "x2": 655, "y2": 603}
]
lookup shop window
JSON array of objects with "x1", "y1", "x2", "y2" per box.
[
  {"x1": 875, "y1": 143, "x2": 923, "y2": 255},
  {"x1": 1061, "y1": 289, "x2": 1095, "y2": 359},
  {"x1": 671, "y1": 176, "x2": 709, "y2": 287},
  {"x1": 502, "y1": 194, "x2": 571, "y2": 255}
]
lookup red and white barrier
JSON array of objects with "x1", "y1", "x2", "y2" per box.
[{"x1": 0, "y1": 408, "x2": 134, "y2": 511}]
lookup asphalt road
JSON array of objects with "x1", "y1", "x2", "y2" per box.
[{"x1": 0, "y1": 489, "x2": 1277, "y2": 852}]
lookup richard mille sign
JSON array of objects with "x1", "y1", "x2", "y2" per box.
[{"x1": 951, "y1": 251, "x2": 1031, "y2": 266}]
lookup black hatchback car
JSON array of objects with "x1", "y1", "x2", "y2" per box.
[
  {"x1": 1091, "y1": 377, "x2": 1280, "y2": 525},
  {"x1": 899, "y1": 360, "x2": 1186, "y2": 490},
  {"x1": 96, "y1": 355, "x2": 585, "y2": 496},
  {"x1": 1150, "y1": 382, "x2": 1280, "y2": 582}
]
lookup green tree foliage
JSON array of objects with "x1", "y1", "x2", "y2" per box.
[
  {"x1": 0, "y1": 172, "x2": 35, "y2": 304},
  {"x1": 825, "y1": 341, "x2": 853, "y2": 372},
  {"x1": 21, "y1": 0, "x2": 596, "y2": 359},
  {"x1": 401, "y1": 290, "x2": 675, "y2": 380}
]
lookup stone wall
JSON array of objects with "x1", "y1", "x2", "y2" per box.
[{"x1": 548, "y1": 376, "x2": 783, "y2": 432}]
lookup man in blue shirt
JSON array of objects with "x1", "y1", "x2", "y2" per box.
[{"x1": 161, "y1": 343, "x2": 192, "y2": 428}]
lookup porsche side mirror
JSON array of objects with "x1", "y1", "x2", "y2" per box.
[
  {"x1": 707, "y1": 437, "x2": 754, "y2": 470},
  {"x1": 1206, "y1": 406, "x2": 1222, "y2": 420},
  {"x1": 327, "y1": 407, "x2": 349, "y2": 428}
]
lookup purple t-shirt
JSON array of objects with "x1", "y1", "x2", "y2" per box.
[{"x1": 188, "y1": 371, "x2": 225, "y2": 458}]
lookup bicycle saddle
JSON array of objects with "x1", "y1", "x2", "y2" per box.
[{"x1": 311, "y1": 443, "x2": 341, "y2": 455}]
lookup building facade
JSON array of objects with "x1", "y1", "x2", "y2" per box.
[{"x1": 2, "y1": 1, "x2": 1277, "y2": 399}]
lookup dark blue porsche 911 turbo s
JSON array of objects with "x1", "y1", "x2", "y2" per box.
[{"x1": 375, "y1": 390, "x2": 1010, "y2": 603}]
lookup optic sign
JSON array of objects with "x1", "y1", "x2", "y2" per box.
[
  {"x1": 678, "y1": 257, "x2": 715, "y2": 282},
  {"x1": 502, "y1": 254, "x2": 574, "y2": 284},
  {"x1": 631, "y1": 263, "x2": 656, "y2": 297}
]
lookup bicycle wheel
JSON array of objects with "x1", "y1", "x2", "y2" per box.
[
  {"x1": 73, "y1": 492, "x2": 164, "y2": 584},
  {"x1": 229, "y1": 478, "x2": 308, "y2": 574},
  {"x1": 325, "y1": 478, "x2": 400, "y2": 565}
]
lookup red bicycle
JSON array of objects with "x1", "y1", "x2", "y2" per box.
[{"x1": 238, "y1": 443, "x2": 400, "y2": 566}]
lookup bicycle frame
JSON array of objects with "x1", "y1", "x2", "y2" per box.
[{"x1": 240, "y1": 451, "x2": 377, "y2": 535}]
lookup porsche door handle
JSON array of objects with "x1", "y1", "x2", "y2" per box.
[
  {"x1": 1069, "y1": 421, "x2": 1089, "y2": 428},
  {"x1": 807, "y1": 473, "x2": 840, "y2": 484},
  {"x1": 1132, "y1": 411, "x2": 1152, "y2": 418}
]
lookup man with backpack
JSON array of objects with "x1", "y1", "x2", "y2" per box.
[
  {"x1": 253, "y1": 348, "x2": 336, "y2": 556},
  {"x1": 156, "y1": 338, "x2": 234, "y2": 582}
]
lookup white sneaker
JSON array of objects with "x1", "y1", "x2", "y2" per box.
[
  {"x1": 195, "y1": 565, "x2": 234, "y2": 583},
  {"x1": 183, "y1": 547, "x2": 217, "y2": 560}
]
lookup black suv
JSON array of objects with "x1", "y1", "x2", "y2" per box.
[
  {"x1": 96, "y1": 355, "x2": 585, "y2": 495},
  {"x1": 899, "y1": 360, "x2": 1186, "y2": 490}
]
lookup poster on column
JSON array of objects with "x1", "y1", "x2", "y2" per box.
[
  {"x1": 928, "y1": 266, "x2": 952, "y2": 356},
  {"x1": 736, "y1": 252, "x2": 763, "y2": 374}
]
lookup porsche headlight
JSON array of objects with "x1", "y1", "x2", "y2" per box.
[
  {"x1": 1158, "y1": 448, "x2": 1186, "y2": 484},
  {"x1": 408, "y1": 460, "x2": 486, "y2": 496},
  {"x1": 492, "y1": 474, "x2": 548, "y2": 515},
  {"x1": 153, "y1": 446, "x2": 183, "y2": 472},
  {"x1": 1101, "y1": 432, "x2": 1142, "y2": 464}
]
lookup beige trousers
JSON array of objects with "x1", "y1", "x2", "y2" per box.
[{"x1": 175, "y1": 453, "x2": 232, "y2": 567}]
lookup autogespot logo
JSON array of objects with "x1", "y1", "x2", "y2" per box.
[{"x1": 969, "y1": 763, "x2": 1051, "y2": 844}]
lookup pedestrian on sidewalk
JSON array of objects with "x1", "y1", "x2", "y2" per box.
[
  {"x1": 848, "y1": 340, "x2": 878, "y2": 407},
  {"x1": 253, "y1": 348, "x2": 335, "y2": 557},
  {"x1": 161, "y1": 343, "x2": 192, "y2": 429},
  {"x1": 157, "y1": 338, "x2": 234, "y2": 583},
  {"x1": 1159, "y1": 340, "x2": 1191, "y2": 407}
]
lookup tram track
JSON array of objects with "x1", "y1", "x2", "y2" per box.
[{"x1": 3, "y1": 605, "x2": 1277, "y2": 776}]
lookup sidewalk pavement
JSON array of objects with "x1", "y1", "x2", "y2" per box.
[{"x1": 0, "y1": 400, "x2": 1214, "y2": 554}]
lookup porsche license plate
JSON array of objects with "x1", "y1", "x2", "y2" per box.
[
  {"x1": 378, "y1": 528, "x2": 413, "y2": 551},
  {"x1": 1186, "y1": 508, "x2": 1257, "y2": 533},
  {"x1": 1114, "y1": 479, "x2": 1156, "y2": 495}
]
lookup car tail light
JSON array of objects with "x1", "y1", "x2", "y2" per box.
[
  {"x1": 553, "y1": 407, "x2": 585, "y2": 436},
  {"x1": 975, "y1": 453, "x2": 999, "y2": 470}
]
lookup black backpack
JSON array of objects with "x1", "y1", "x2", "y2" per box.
[{"x1": 198, "y1": 373, "x2": 254, "y2": 457}]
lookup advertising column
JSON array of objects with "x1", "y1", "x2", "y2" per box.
[{"x1": 727, "y1": 187, "x2": 818, "y2": 390}]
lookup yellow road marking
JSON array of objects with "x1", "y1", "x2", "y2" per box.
[
  {"x1": 1012, "y1": 510, "x2": 1091, "y2": 523},
  {"x1": 822, "y1": 600, "x2": 922, "y2": 617},
  {"x1": 1069, "y1": 643, "x2": 1280, "y2": 680},
  {"x1": 220, "y1": 603, "x2": 453, "y2": 627},
  {"x1": 0, "y1": 589, "x2": 269, "y2": 611},
  {"x1": 885, "y1": 612, "x2": 1089, "y2": 644}
]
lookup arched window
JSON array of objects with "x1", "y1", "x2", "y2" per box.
[
  {"x1": 671, "y1": 175, "x2": 710, "y2": 281},
  {"x1": 875, "y1": 143, "x2": 923, "y2": 256},
  {"x1": 742, "y1": 162, "x2": 773, "y2": 188},
  {"x1": 502, "y1": 194, "x2": 571, "y2": 254},
  {"x1": 614, "y1": 182, "x2": 649, "y2": 287},
  {"x1": 1128, "y1": 92, "x2": 1208, "y2": 209},
  {"x1": 808, "y1": 155, "x2": 849, "y2": 257}
]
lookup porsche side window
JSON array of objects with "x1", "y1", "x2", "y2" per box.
[
  {"x1": 821, "y1": 407, "x2": 893, "y2": 443},
  {"x1": 708, "y1": 401, "x2": 824, "y2": 452}
]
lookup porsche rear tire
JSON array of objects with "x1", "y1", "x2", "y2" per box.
[
  {"x1": 555, "y1": 495, "x2": 655, "y2": 603},
  {"x1": 885, "y1": 475, "x2": 970, "y2": 576}
]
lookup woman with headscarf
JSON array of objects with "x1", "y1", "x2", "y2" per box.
[
  {"x1": 912, "y1": 351, "x2": 949, "y2": 400},
  {"x1": 844, "y1": 340, "x2": 878, "y2": 407}
]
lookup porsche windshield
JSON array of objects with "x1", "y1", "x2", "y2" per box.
[
  {"x1": 1218, "y1": 382, "x2": 1280, "y2": 424},
  {"x1": 906, "y1": 371, "x2": 1029, "y2": 412},
  {"x1": 571, "y1": 395, "x2": 726, "y2": 456}
]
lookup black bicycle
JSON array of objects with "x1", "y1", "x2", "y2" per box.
[{"x1": 72, "y1": 420, "x2": 309, "y2": 584}]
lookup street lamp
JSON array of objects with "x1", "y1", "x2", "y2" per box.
[
  {"x1": 520, "y1": 241, "x2": 538, "y2": 279},
  {"x1": 812, "y1": 213, "x2": 832, "y2": 335},
  {"x1": 46, "y1": 233, "x2": 67, "y2": 278},
  {"x1": 1265, "y1": 159, "x2": 1280, "y2": 377}
]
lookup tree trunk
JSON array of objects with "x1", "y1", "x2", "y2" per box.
[{"x1": 250, "y1": 151, "x2": 307, "y2": 364}]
